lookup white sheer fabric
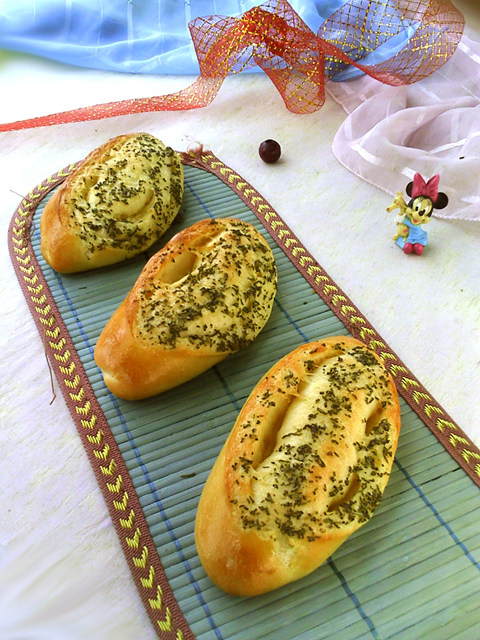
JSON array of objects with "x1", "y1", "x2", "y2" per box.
[{"x1": 328, "y1": 28, "x2": 480, "y2": 221}]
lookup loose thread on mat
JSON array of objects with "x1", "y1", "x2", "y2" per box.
[{"x1": 42, "y1": 334, "x2": 57, "y2": 405}]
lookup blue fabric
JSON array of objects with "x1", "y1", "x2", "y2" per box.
[{"x1": 0, "y1": 1, "x2": 417, "y2": 77}]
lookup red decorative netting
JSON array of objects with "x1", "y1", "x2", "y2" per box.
[{"x1": 0, "y1": 0, "x2": 464, "y2": 131}]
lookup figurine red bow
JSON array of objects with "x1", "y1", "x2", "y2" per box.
[{"x1": 411, "y1": 173, "x2": 440, "y2": 200}]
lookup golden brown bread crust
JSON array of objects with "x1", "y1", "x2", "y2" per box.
[
  {"x1": 195, "y1": 336, "x2": 401, "y2": 596},
  {"x1": 40, "y1": 133, "x2": 183, "y2": 273},
  {"x1": 94, "y1": 217, "x2": 277, "y2": 400}
]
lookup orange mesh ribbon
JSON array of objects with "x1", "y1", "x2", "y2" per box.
[{"x1": 0, "y1": 0, "x2": 464, "y2": 132}]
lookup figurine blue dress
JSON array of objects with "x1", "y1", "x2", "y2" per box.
[{"x1": 395, "y1": 218, "x2": 429, "y2": 253}]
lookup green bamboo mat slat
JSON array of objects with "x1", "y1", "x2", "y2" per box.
[{"x1": 26, "y1": 160, "x2": 480, "y2": 640}]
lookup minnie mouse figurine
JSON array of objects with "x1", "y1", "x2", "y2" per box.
[{"x1": 387, "y1": 173, "x2": 448, "y2": 255}]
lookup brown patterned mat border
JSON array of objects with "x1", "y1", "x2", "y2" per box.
[{"x1": 8, "y1": 151, "x2": 480, "y2": 640}]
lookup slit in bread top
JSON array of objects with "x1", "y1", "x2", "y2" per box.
[
  {"x1": 133, "y1": 218, "x2": 277, "y2": 352},
  {"x1": 226, "y1": 339, "x2": 400, "y2": 543},
  {"x1": 68, "y1": 133, "x2": 183, "y2": 257}
]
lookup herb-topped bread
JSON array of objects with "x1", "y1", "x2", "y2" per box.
[
  {"x1": 94, "y1": 217, "x2": 277, "y2": 400},
  {"x1": 195, "y1": 336, "x2": 401, "y2": 595},
  {"x1": 40, "y1": 133, "x2": 183, "y2": 272}
]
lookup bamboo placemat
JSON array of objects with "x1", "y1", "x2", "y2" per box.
[{"x1": 9, "y1": 151, "x2": 480, "y2": 640}]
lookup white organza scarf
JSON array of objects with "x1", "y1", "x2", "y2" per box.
[{"x1": 327, "y1": 27, "x2": 480, "y2": 221}]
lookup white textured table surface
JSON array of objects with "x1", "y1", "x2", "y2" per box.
[{"x1": 1, "y1": 1, "x2": 478, "y2": 638}]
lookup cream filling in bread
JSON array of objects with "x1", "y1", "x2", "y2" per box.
[
  {"x1": 230, "y1": 343, "x2": 396, "y2": 555},
  {"x1": 135, "y1": 219, "x2": 277, "y2": 352},
  {"x1": 68, "y1": 134, "x2": 183, "y2": 256}
]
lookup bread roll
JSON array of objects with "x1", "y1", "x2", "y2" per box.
[
  {"x1": 94, "y1": 217, "x2": 277, "y2": 400},
  {"x1": 195, "y1": 336, "x2": 401, "y2": 596},
  {"x1": 40, "y1": 133, "x2": 183, "y2": 272}
]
